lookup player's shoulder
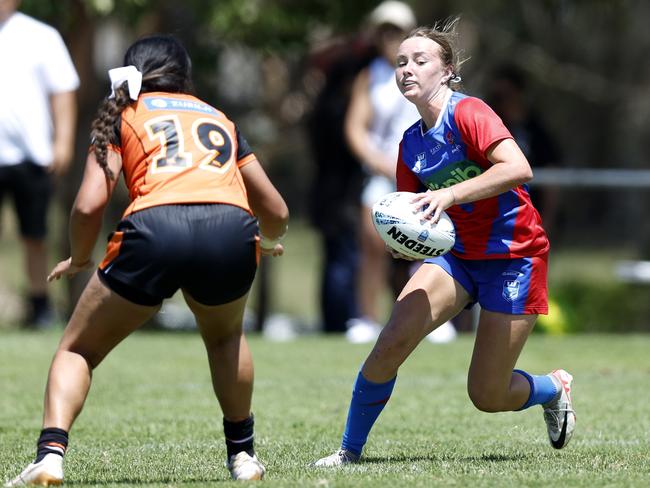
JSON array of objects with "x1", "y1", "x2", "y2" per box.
[{"x1": 454, "y1": 93, "x2": 492, "y2": 113}]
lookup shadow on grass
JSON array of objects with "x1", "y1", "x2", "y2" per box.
[{"x1": 363, "y1": 452, "x2": 527, "y2": 464}]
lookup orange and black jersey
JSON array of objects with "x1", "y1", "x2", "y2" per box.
[{"x1": 107, "y1": 92, "x2": 255, "y2": 217}]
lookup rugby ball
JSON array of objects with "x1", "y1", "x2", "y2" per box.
[{"x1": 372, "y1": 191, "x2": 455, "y2": 260}]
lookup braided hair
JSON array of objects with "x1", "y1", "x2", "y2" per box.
[{"x1": 90, "y1": 34, "x2": 194, "y2": 179}]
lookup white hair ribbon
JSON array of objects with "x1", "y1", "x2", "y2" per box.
[{"x1": 108, "y1": 65, "x2": 143, "y2": 100}]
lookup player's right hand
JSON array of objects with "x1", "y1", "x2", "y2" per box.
[{"x1": 47, "y1": 257, "x2": 94, "y2": 282}]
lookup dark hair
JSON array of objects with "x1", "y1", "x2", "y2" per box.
[
  {"x1": 406, "y1": 17, "x2": 467, "y2": 88},
  {"x1": 90, "y1": 34, "x2": 194, "y2": 179}
]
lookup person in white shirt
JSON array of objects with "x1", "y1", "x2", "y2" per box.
[{"x1": 0, "y1": 0, "x2": 79, "y2": 327}]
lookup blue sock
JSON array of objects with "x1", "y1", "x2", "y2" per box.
[
  {"x1": 514, "y1": 369, "x2": 559, "y2": 410},
  {"x1": 341, "y1": 371, "x2": 396, "y2": 456}
]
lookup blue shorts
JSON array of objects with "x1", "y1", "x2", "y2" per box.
[{"x1": 425, "y1": 252, "x2": 548, "y2": 315}]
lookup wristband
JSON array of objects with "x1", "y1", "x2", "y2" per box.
[{"x1": 260, "y1": 234, "x2": 284, "y2": 249}]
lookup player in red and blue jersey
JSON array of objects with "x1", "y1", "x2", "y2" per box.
[
  {"x1": 397, "y1": 92, "x2": 549, "y2": 262},
  {"x1": 314, "y1": 20, "x2": 575, "y2": 468}
]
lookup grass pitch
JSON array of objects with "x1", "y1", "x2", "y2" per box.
[{"x1": 1, "y1": 331, "x2": 649, "y2": 487}]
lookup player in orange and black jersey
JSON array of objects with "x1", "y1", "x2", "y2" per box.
[{"x1": 6, "y1": 35, "x2": 288, "y2": 485}]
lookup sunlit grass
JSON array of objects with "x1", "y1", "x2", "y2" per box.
[{"x1": 1, "y1": 331, "x2": 649, "y2": 487}]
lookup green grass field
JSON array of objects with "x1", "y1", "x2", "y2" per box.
[{"x1": 1, "y1": 331, "x2": 649, "y2": 487}]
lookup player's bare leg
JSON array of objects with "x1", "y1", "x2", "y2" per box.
[
  {"x1": 183, "y1": 292, "x2": 252, "y2": 420},
  {"x1": 6, "y1": 273, "x2": 160, "y2": 487},
  {"x1": 362, "y1": 263, "x2": 468, "y2": 383},
  {"x1": 467, "y1": 310, "x2": 536, "y2": 412},
  {"x1": 183, "y1": 291, "x2": 264, "y2": 480},
  {"x1": 468, "y1": 310, "x2": 575, "y2": 448},
  {"x1": 313, "y1": 264, "x2": 468, "y2": 468}
]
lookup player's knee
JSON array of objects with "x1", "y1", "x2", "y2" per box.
[
  {"x1": 202, "y1": 326, "x2": 243, "y2": 351},
  {"x1": 56, "y1": 346, "x2": 102, "y2": 370},
  {"x1": 467, "y1": 382, "x2": 507, "y2": 413}
]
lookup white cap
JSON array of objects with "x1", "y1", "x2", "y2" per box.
[{"x1": 368, "y1": 1, "x2": 416, "y2": 31}]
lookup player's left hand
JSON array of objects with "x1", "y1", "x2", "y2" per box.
[
  {"x1": 410, "y1": 187, "x2": 456, "y2": 222},
  {"x1": 47, "y1": 257, "x2": 94, "y2": 282}
]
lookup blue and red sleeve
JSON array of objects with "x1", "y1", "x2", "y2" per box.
[
  {"x1": 454, "y1": 97, "x2": 512, "y2": 157},
  {"x1": 396, "y1": 143, "x2": 425, "y2": 193}
]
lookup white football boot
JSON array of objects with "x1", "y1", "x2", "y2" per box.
[
  {"x1": 543, "y1": 369, "x2": 576, "y2": 449},
  {"x1": 312, "y1": 448, "x2": 359, "y2": 467},
  {"x1": 227, "y1": 452, "x2": 265, "y2": 480},
  {"x1": 4, "y1": 453, "x2": 63, "y2": 487}
]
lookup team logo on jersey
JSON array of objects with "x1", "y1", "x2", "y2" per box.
[
  {"x1": 413, "y1": 153, "x2": 426, "y2": 173},
  {"x1": 445, "y1": 131, "x2": 455, "y2": 145},
  {"x1": 502, "y1": 279, "x2": 520, "y2": 302}
]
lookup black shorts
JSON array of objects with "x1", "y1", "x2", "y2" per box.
[
  {"x1": 0, "y1": 161, "x2": 52, "y2": 239},
  {"x1": 98, "y1": 204, "x2": 258, "y2": 306}
]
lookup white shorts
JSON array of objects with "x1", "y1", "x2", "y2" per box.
[{"x1": 361, "y1": 175, "x2": 395, "y2": 208}]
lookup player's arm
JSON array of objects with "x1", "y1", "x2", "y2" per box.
[
  {"x1": 239, "y1": 159, "x2": 289, "y2": 257},
  {"x1": 451, "y1": 138, "x2": 532, "y2": 204},
  {"x1": 344, "y1": 69, "x2": 395, "y2": 179},
  {"x1": 447, "y1": 97, "x2": 532, "y2": 202},
  {"x1": 48, "y1": 149, "x2": 122, "y2": 281},
  {"x1": 414, "y1": 138, "x2": 532, "y2": 222},
  {"x1": 49, "y1": 90, "x2": 77, "y2": 176},
  {"x1": 414, "y1": 98, "x2": 532, "y2": 221}
]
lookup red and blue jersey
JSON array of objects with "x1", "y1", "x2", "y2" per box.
[{"x1": 396, "y1": 91, "x2": 549, "y2": 260}]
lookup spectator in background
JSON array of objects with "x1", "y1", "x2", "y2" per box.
[
  {"x1": 344, "y1": 1, "x2": 418, "y2": 343},
  {"x1": 0, "y1": 0, "x2": 79, "y2": 328},
  {"x1": 486, "y1": 64, "x2": 563, "y2": 236},
  {"x1": 344, "y1": 1, "x2": 456, "y2": 343},
  {"x1": 307, "y1": 35, "x2": 374, "y2": 334}
]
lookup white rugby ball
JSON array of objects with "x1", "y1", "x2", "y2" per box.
[{"x1": 372, "y1": 191, "x2": 456, "y2": 260}]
